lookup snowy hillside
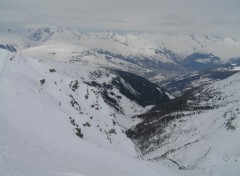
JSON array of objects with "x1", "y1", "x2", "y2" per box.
[
  {"x1": 127, "y1": 72, "x2": 240, "y2": 175},
  {"x1": 0, "y1": 49, "x2": 178, "y2": 176}
]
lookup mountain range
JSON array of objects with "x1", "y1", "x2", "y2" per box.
[
  {"x1": 1, "y1": 27, "x2": 240, "y2": 82},
  {"x1": 1, "y1": 27, "x2": 240, "y2": 176}
]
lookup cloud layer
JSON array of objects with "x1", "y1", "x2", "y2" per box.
[{"x1": 1, "y1": 0, "x2": 240, "y2": 36}]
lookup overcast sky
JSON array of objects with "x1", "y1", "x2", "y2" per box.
[{"x1": 1, "y1": 0, "x2": 240, "y2": 36}]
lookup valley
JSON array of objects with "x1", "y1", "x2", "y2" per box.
[{"x1": 1, "y1": 27, "x2": 240, "y2": 176}]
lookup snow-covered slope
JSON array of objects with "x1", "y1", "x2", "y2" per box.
[
  {"x1": 0, "y1": 49, "x2": 178, "y2": 176},
  {"x1": 127, "y1": 73, "x2": 240, "y2": 175}
]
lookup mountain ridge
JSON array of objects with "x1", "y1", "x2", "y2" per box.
[{"x1": 1, "y1": 27, "x2": 240, "y2": 82}]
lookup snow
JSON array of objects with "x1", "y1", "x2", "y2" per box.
[
  {"x1": 1, "y1": 26, "x2": 240, "y2": 176},
  {"x1": 1, "y1": 27, "x2": 240, "y2": 83},
  {"x1": 0, "y1": 49, "x2": 8, "y2": 72},
  {"x1": 0, "y1": 49, "x2": 178, "y2": 176},
  {"x1": 141, "y1": 72, "x2": 240, "y2": 175},
  {"x1": 233, "y1": 66, "x2": 240, "y2": 71},
  {"x1": 2, "y1": 27, "x2": 240, "y2": 65},
  {"x1": 165, "y1": 92, "x2": 176, "y2": 100}
]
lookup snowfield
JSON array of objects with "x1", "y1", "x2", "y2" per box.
[{"x1": 0, "y1": 49, "x2": 178, "y2": 176}]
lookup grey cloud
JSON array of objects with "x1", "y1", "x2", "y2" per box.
[
  {"x1": 211, "y1": 19, "x2": 240, "y2": 25},
  {"x1": 211, "y1": 19, "x2": 234, "y2": 25},
  {"x1": 164, "y1": 15, "x2": 185, "y2": 21},
  {"x1": 98, "y1": 18, "x2": 128, "y2": 23},
  {"x1": 0, "y1": 0, "x2": 240, "y2": 37},
  {"x1": 159, "y1": 15, "x2": 194, "y2": 26},
  {"x1": 158, "y1": 22, "x2": 180, "y2": 26}
]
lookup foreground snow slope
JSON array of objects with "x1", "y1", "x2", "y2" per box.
[
  {"x1": 0, "y1": 50, "x2": 177, "y2": 176},
  {"x1": 128, "y1": 72, "x2": 240, "y2": 176}
]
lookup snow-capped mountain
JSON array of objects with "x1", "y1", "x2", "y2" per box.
[
  {"x1": 1, "y1": 26, "x2": 240, "y2": 176},
  {"x1": 1, "y1": 27, "x2": 240, "y2": 81},
  {"x1": 0, "y1": 48, "x2": 177, "y2": 176},
  {"x1": 127, "y1": 72, "x2": 240, "y2": 175}
]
